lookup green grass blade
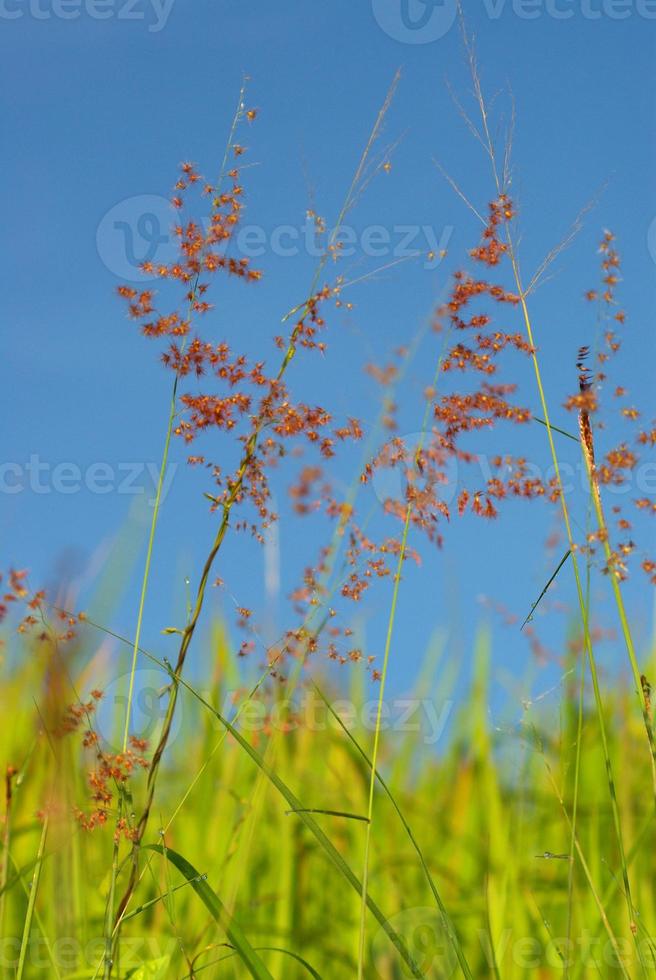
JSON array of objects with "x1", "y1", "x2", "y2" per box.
[
  {"x1": 285, "y1": 809, "x2": 369, "y2": 822},
  {"x1": 145, "y1": 677, "x2": 424, "y2": 978},
  {"x1": 520, "y1": 549, "x2": 571, "y2": 630},
  {"x1": 311, "y1": 682, "x2": 473, "y2": 980},
  {"x1": 145, "y1": 845, "x2": 274, "y2": 980}
]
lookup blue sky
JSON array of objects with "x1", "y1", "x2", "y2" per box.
[{"x1": 2, "y1": 0, "x2": 655, "y2": 734}]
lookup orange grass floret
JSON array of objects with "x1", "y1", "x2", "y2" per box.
[
  {"x1": 363, "y1": 196, "x2": 546, "y2": 541},
  {"x1": 562, "y1": 231, "x2": 656, "y2": 583},
  {"x1": 62, "y1": 692, "x2": 150, "y2": 842},
  {"x1": 0, "y1": 570, "x2": 81, "y2": 643}
]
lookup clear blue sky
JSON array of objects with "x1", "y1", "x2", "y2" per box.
[{"x1": 2, "y1": 0, "x2": 655, "y2": 729}]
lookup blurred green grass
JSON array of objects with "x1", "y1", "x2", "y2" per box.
[{"x1": 2, "y1": 613, "x2": 655, "y2": 979}]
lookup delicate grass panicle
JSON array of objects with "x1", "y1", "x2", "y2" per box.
[{"x1": 2, "y1": 56, "x2": 656, "y2": 980}]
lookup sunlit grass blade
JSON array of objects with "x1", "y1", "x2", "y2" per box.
[
  {"x1": 16, "y1": 813, "x2": 60, "y2": 980},
  {"x1": 312, "y1": 682, "x2": 474, "y2": 980},
  {"x1": 142, "y1": 663, "x2": 424, "y2": 977},
  {"x1": 145, "y1": 845, "x2": 274, "y2": 980}
]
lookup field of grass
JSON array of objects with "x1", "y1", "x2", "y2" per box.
[
  {"x1": 2, "y1": 31, "x2": 656, "y2": 980},
  {"x1": 1, "y1": 619, "x2": 655, "y2": 978}
]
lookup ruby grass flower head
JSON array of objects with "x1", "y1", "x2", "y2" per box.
[
  {"x1": 0, "y1": 574, "x2": 132, "y2": 833},
  {"x1": 117, "y1": 132, "x2": 363, "y2": 548},
  {"x1": 113, "y1": 124, "x2": 375, "y2": 680},
  {"x1": 63, "y1": 693, "x2": 150, "y2": 842},
  {"x1": 0, "y1": 569, "x2": 81, "y2": 645},
  {"x1": 3, "y1": 590, "x2": 149, "y2": 841},
  {"x1": 561, "y1": 230, "x2": 656, "y2": 586},
  {"x1": 271, "y1": 196, "x2": 557, "y2": 677},
  {"x1": 362, "y1": 196, "x2": 549, "y2": 541}
]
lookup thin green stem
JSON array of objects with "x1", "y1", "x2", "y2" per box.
[
  {"x1": 356, "y1": 330, "x2": 450, "y2": 977},
  {"x1": 507, "y1": 234, "x2": 642, "y2": 962},
  {"x1": 120, "y1": 377, "x2": 180, "y2": 754},
  {"x1": 16, "y1": 812, "x2": 48, "y2": 980},
  {"x1": 565, "y1": 550, "x2": 592, "y2": 974},
  {"x1": 104, "y1": 79, "x2": 251, "y2": 978},
  {"x1": 110, "y1": 72, "x2": 402, "y2": 950},
  {"x1": 356, "y1": 506, "x2": 412, "y2": 980}
]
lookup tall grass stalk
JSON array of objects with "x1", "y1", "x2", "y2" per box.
[
  {"x1": 357, "y1": 333, "x2": 451, "y2": 977},
  {"x1": 102, "y1": 80, "x2": 252, "y2": 980},
  {"x1": 16, "y1": 811, "x2": 49, "y2": 980},
  {"x1": 108, "y1": 71, "x2": 402, "y2": 969}
]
